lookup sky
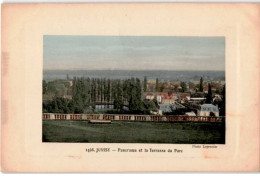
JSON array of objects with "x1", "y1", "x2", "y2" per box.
[{"x1": 43, "y1": 36, "x2": 225, "y2": 71}]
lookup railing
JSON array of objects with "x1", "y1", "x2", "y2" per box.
[{"x1": 43, "y1": 113, "x2": 225, "y2": 123}]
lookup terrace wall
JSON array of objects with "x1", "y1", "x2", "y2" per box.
[{"x1": 43, "y1": 113, "x2": 224, "y2": 123}]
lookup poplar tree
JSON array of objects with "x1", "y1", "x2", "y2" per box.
[
  {"x1": 156, "y1": 78, "x2": 159, "y2": 92},
  {"x1": 144, "y1": 76, "x2": 147, "y2": 92},
  {"x1": 199, "y1": 77, "x2": 203, "y2": 92},
  {"x1": 180, "y1": 82, "x2": 187, "y2": 92},
  {"x1": 206, "y1": 83, "x2": 212, "y2": 103},
  {"x1": 42, "y1": 80, "x2": 47, "y2": 94}
]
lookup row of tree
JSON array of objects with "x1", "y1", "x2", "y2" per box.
[
  {"x1": 43, "y1": 76, "x2": 226, "y2": 116},
  {"x1": 43, "y1": 77, "x2": 158, "y2": 114}
]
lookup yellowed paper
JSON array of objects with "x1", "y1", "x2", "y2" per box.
[{"x1": 1, "y1": 3, "x2": 260, "y2": 172}]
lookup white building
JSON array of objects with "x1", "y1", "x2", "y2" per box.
[
  {"x1": 145, "y1": 93, "x2": 155, "y2": 101},
  {"x1": 197, "y1": 104, "x2": 219, "y2": 117}
]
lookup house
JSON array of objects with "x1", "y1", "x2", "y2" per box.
[
  {"x1": 211, "y1": 86, "x2": 217, "y2": 92},
  {"x1": 157, "y1": 93, "x2": 176, "y2": 104},
  {"x1": 158, "y1": 104, "x2": 176, "y2": 115},
  {"x1": 203, "y1": 86, "x2": 208, "y2": 93},
  {"x1": 156, "y1": 94, "x2": 162, "y2": 103},
  {"x1": 145, "y1": 93, "x2": 155, "y2": 101},
  {"x1": 162, "y1": 95, "x2": 175, "y2": 104},
  {"x1": 145, "y1": 92, "x2": 176, "y2": 104},
  {"x1": 178, "y1": 93, "x2": 191, "y2": 103},
  {"x1": 197, "y1": 104, "x2": 219, "y2": 117}
]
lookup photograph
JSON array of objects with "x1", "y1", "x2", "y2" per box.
[{"x1": 42, "y1": 36, "x2": 226, "y2": 144}]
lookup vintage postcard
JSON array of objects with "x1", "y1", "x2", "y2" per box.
[
  {"x1": 1, "y1": 3, "x2": 260, "y2": 172},
  {"x1": 42, "y1": 36, "x2": 225, "y2": 144}
]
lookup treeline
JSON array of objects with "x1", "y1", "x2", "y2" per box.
[
  {"x1": 43, "y1": 97, "x2": 79, "y2": 114},
  {"x1": 43, "y1": 80, "x2": 71, "y2": 96},
  {"x1": 43, "y1": 77, "x2": 158, "y2": 114}
]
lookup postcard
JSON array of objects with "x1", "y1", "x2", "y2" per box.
[{"x1": 1, "y1": 3, "x2": 259, "y2": 172}]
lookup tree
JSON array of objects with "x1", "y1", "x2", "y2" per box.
[
  {"x1": 174, "y1": 84, "x2": 179, "y2": 92},
  {"x1": 43, "y1": 76, "x2": 148, "y2": 114},
  {"x1": 219, "y1": 84, "x2": 226, "y2": 116},
  {"x1": 135, "y1": 78, "x2": 143, "y2": 111},
  {"x1": 52, "y1": 99, "x2": 59, "y2": 113},
  {"x1": 43, "y1": 97, "x2": 74, "y2": 113},
  {"x1": 155, "y1": 78, "x2": 159, "y2": 92},
  {"x1": 205, "y1": 83, "x2": 212, "y2": 103},
  {"x1": 42, "y1": 80, "x2": 47, "y2": 94},
  {"x1": 159, "y1": 84, "x2": 165, "y2": 92},
  {"x1": 199, "y1": 77, "x2": 203, "y2": 92},
  {"x1": 67, "y1": 100, "x2": 75, "y2": 113},
  {"x1": 113, "y1": 80, "x2": 123, "y2": 111},
  {"x1": 125, "y1": 78, "x2": 144, "y2": 113},
  {"x1": 180, "y1": 82, "x2": 187, "y2": 92},
  {"x1": 72, "y1": 77, "x2": 77, "y2": 97},
  {"x1": 107, "y1": 79, "x2": 111, "y2": 103},
  {"x1": 143, "y1": 100, "x2": 158, "y2": 114},
  {"x1": 97, "y1": 79, "x2": 101, "y2": 102},
  {"x1": 100, "y1": 78, "x2": 104, "y2": 102},
  {"x1": 144, "y1": 76, "x2": 147, "y2": 92},
  {"x1": 91, "y1": 78, "x2": 97, "y2": 103}
]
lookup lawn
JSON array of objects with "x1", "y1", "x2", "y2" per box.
[{"x1": 42, "y1": 120, "x2": 225, "y2": 144}]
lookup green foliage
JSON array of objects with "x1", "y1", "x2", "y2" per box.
[
  {"x1": 45, "y1": 80, "x2": 68, "y2": 96},
  {"x1": 113, "y1": 80, "x2": 123, "y2": 111},
  {"x1": 159, "y1": 83, "x2": 165, "y2": 92},
  {"x1": 212, "y1": 85, "x2": 225, "y2": 116},
  {"x1": 180, "y1": 82, "x2": 187, "y2": 92},
  {"x1": 199, "y1": 77, "x2": 203, "y2": 92},
  {"x1": 144, "y1": 76, "x2": 147, "y2": 92},
  {"x1": 219, "y1": 84, "x2": 225, "y2": 116},
  {"x1": 43, "y1": 76, "x2": 163, "y2": 114},
  {"x1": 43, "y1": 97, "x2": 73, "y2": 114},
  {"x1": 155, "y1": 78, "x2": 159, "y2": 92},
  {"x1": 127, "y1": 78, "x2": 143, "y2": 113},
  {"x1": 143, "y1": 100, "x2": 158, "y2": 113},
  {"x1": 42, "y1": 80, "x2": 47, "y2": 94},
  {"x1": 205, "y1": 83, "x2": 212, "y2": 103}
]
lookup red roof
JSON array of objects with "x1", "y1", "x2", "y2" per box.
[
  {"x1": 146, "y1": 93, "x2": 176, "y2": 99},
  {"x1": 180, "y1": 93, "x2": 190, "y2": 99},
  {"x1": 157, "y1": 93, "x2": 176, "y2": 99},
  {"x1": 146, "y1": 93, "x2": 154, "y2": 96}
]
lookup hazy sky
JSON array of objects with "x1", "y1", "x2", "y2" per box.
[{"x1": 43, "y1": 36, "x2": 225, "y2": 71}]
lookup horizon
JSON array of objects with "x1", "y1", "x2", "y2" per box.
[{"x1": 43, "y1": 69, "x2": 225, "y2": 82}]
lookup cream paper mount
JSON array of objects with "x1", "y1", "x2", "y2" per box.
[{"x1": 1, "y1": 3, "x2": 260, "y2": 172}]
